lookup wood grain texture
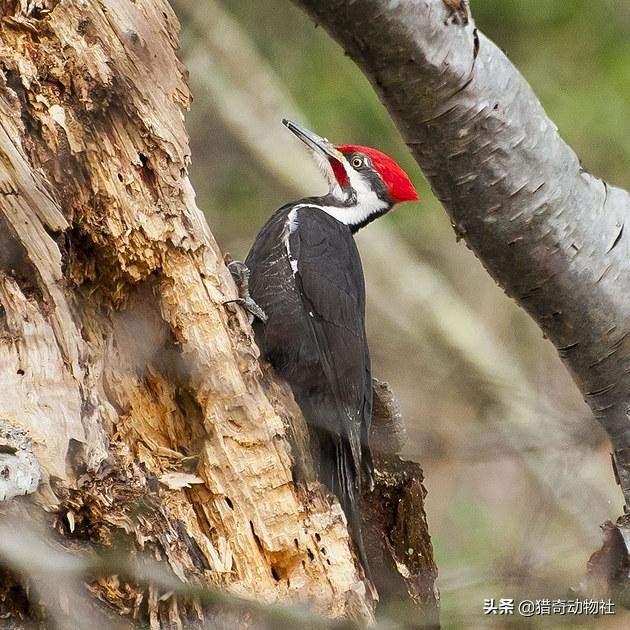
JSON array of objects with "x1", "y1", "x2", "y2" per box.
[{"x1": 0, "y1": 0, "x2": 373, "y2": 623}]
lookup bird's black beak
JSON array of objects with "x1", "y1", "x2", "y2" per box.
[{"x1": 282, "y1": 119, "x2": 343, "y2": 162}]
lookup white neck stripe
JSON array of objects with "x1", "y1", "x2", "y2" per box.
[
  {"x1": 290, "y1": 198, "x2": 388, "y2": 230},
  {"x1": 318, "y1": 194, "x2": 388, "y2": 228},
  {"x1": 308, "y1": 149, "x2": 390, "y2": 228}
]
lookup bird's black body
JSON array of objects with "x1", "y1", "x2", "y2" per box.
[
  {"x1": 241, "y1": 119, "x2": 418, "y2": 577},
  {"x1": 246, "y1": 200, "x2": 373, "y2": 562}
]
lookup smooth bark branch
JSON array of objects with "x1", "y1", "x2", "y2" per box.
[{"x1": 293, "y1": 0, "x2": 630, "y2": 502}]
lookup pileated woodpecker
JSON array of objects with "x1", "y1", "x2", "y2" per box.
[{"x1": 243, "y1": 120, "x2": 418, "y2": 569}]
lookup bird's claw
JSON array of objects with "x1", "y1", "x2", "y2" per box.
[
  {"x1": 226, "y1": 258, "x2": 250, "y2": 285},
  {"x1": 223, "y1": 296, "x2": 268, "y2": 323},
  {"x1": 224, "y1": 257, "x2": 268, "y2": 322}
]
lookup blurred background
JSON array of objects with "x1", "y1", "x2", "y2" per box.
[{"x1": 172, "y1": 0, "x2": 629, "y2": 625}]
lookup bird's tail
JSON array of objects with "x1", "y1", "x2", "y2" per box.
[{"x1": 316, "y1": 429, "x2": 372, "y2": 581}]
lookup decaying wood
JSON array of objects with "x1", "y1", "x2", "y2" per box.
[
  {"x1": 0, "y1": 0, "x2": 436, "y2": 626},
  {"x1": 363, "y1": 456, "x2": 439, "y2": 628},
  {"x1": 0, "y1": 423, "x2": 40, "y2": 501},
  {"x1": 0, "y1": 0, "x2": 370, "y2": 624},
  {"x1": 579, "y1": 517, "x2": 630, "y2": 608},
  {"x1": 364, "y1": 383, "x2": 438, "y2": 626},
  {"x1": 370, "y1": 379, "x2": 407, "y2": 456}
]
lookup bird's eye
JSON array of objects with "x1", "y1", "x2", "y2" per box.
[{"x1": 351, "y1": 156, "x2": 363, "y2": 169}]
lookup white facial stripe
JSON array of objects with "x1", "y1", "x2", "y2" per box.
[
  {"x1": 322, "y1": 164, "x2": 388, "y2": 227},
  {"x1": 309, "y1": 151, "x2": 389, "y2": 228}
]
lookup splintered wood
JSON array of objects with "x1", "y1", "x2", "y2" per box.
[{"x1": 0, "y1": 0, "x2": 373, "y2": 624}]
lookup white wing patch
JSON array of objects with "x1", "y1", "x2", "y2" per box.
[
  {"x1": 281, "y1": 206, "x2": 300, "y2": 275},
  {"x1": 281, "y1": 187, "x2": 385, "y2": 275}
]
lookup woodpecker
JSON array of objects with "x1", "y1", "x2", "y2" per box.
[{"x1": 243, "y1": 120, "x2": 418, "y2": 570}]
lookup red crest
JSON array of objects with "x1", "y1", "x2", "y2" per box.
[{"x1": 336, "y1": 145, "x2": 419, "y2": 202}]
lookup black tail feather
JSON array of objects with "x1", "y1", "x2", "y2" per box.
[{"x1": 317, "y1": 429, "x2": 372, "y2": 580}]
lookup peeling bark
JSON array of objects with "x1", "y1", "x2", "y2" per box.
[
  {"x1": 370, "y1": 379, "x2": 407, "y2": 456},
  {"x1": 0, "y1": 424, "x2": 40, "y2": 501},
  {"x1": 363, "y1": 455, "x2": 438, "y2": 628},
  {"x1": 0, "y1": 0, "x2": 397, "y2": 624},
  {"x1": 580, "y1": 517, "x2": 630, "y2": 608},
  {"x1": 291, "y1": 0, "x2": 630, "y2": 504}
]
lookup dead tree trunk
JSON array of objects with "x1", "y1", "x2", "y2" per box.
[
  {"x1": 291, "y1": 0, "x2": 630, "y2": 600},
  {"x1": 0, "y1": 1, "x2": 436, "y2": 626}
]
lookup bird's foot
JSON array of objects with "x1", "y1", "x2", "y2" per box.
[
  {"x1": 223, "y1": 296, "x2": 268, "y2": 323},
  {"x1": 443, "y1": 0, "x2": 470, "y2": 25},
  {"x1": 223, "y1": 256, "x2": 268, "y2": 323}
]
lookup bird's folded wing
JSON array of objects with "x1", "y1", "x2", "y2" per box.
[{"x1": 289, "y1": 208, "x2": 372, "y2": 473}]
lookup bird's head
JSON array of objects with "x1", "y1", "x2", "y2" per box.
[{"x1": 283, "y1": 119, "x2": 418, "y2": 231}]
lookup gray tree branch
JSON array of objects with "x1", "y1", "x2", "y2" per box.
[
  {"x1": 177, "y1": 0, "x2": 616, "y2": 541},
  {"x1": 292, "y1": 0, "x2": 630, "y2": 504}
]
